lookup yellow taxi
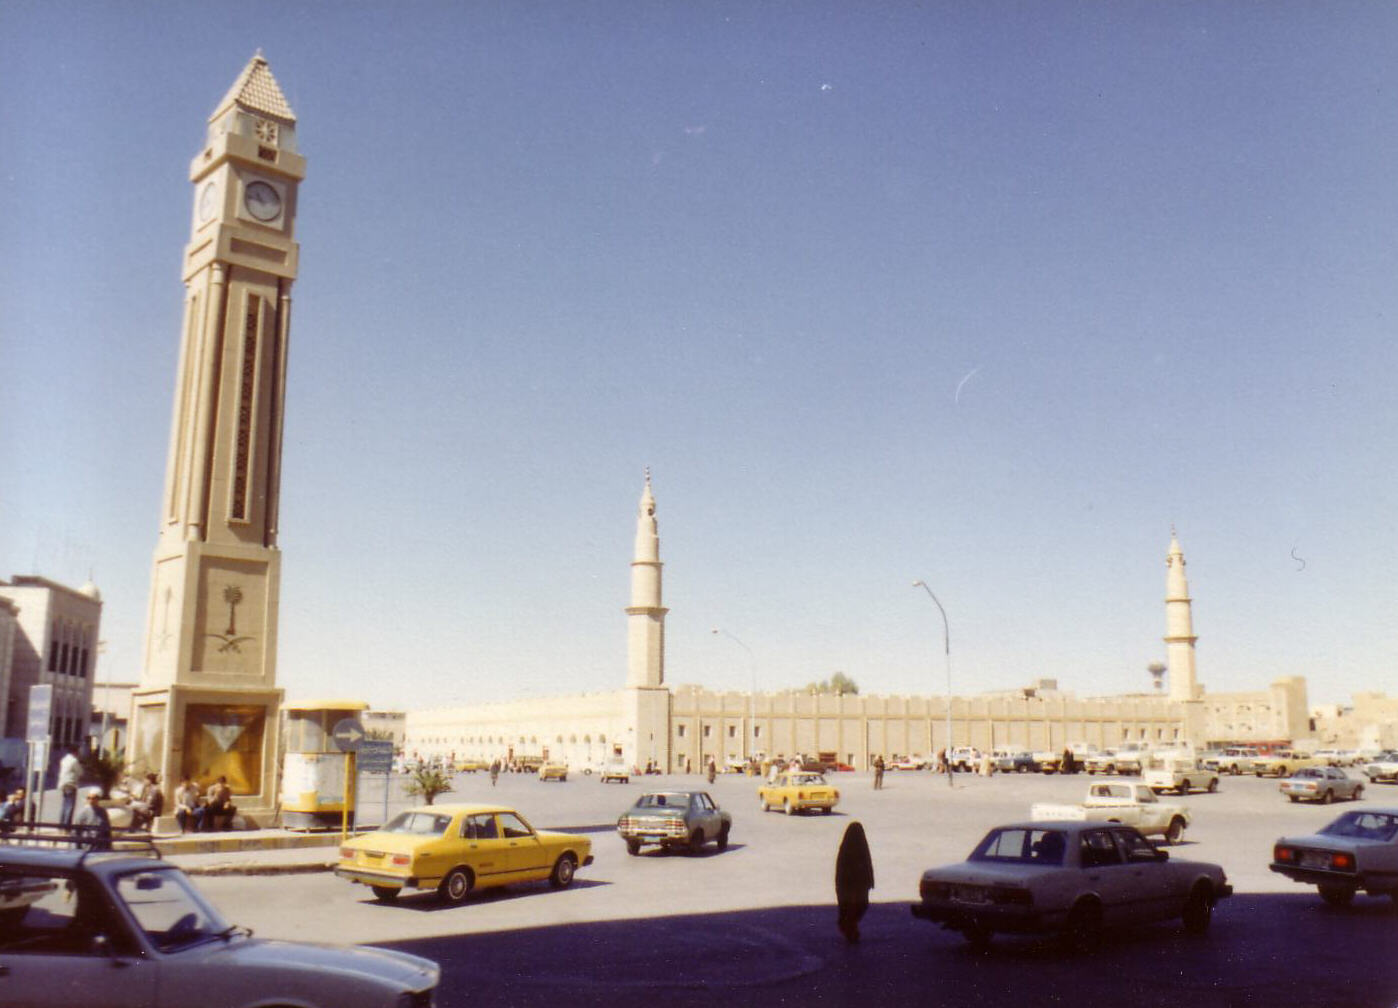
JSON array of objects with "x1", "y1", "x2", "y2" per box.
[
  {"x1": 336, "y1": 803, "x2": 593, "y2": 904},
  {"x1": 456, "y1": 758, "x2": 490, "y2": 773},
  {"x1": 757, "y1": 771, "x2": 840, "y2": 815},
  {"x1": 538, "y1": 762, "x2": 569, "y2": 781}
]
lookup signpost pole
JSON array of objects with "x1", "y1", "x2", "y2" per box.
[
  {"x1": 26, "y1": 685, "x2": 54, "y2": 824},
  {"x1": 341, "y1": 751, "x2": 352, "y2": 843},
  {"x1": 330, "y1": 717, "x2": 366, "y2": 842}
]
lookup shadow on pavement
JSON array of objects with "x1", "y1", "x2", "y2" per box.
[{"x1": 374, "y1": 891, "x2": 1398, "y2": 1008}]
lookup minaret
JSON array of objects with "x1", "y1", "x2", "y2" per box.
[
  {"x1": 623, "y1": 471, "x2": 671, "y2": 771},
  {"x1": 1164, "y1": 528, "x2": 1199, "y2": 702},
  {"x1": 625, "y1": 470, "x2": 667, "y2": 687},
  {"x1": 129, "y1": 54, "x2": 305, "y2": 825}
]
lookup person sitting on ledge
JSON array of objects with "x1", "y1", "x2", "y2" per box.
[
  {"x1": 203, "y1": 776, "x2": 236, "y2": 831},
  {"x1": 174, "y1": 777, "x2": 204, "y2": 834}
]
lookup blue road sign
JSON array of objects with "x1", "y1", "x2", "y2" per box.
[
  {"x1": 331, "y1": 717, "x2": 365, "y2": 753},
  {"x1": 357, "y1": 740, "x2": 395, "y2": 773}
]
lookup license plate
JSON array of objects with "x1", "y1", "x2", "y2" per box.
[
  {"x1": 952, "y1": 885, "x2": 989, "y2": 904},
  {"x1": 1299, "y1": 851, "x2": 1331, "y2": 869}
]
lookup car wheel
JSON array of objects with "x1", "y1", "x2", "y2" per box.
[
  {"x1": 783, "y1": 798, "x2": 794, "y2": 816},
  {"x1": 1061, "y1": 900, "x2": 1103, "y2": 953},
  {"x1": 1277, "y1": 766, "x2": 1288, "y2": 778},
  {"x1": 760, "y1": 796, "x2": 770, "y2": 812},
  {"x1": 1288, "y1": 795, "x2": 1299, "y2": 803},
  {"x1": 717, "y1": 824, "x2": 730, "y2": 851},
  {"x1": 1207, "y1": 778, "x2": 1218, "y2": 793},
  {"x1": 550, "y1": 854, "x2": 577, "y2": 889},
  {"x1": 1319, "y1": 883, "x2": 1355, "y2": 907},
  {"x1": 1165, "y1": 816, "x2": 1186, "y2": 844},
  {"x1": 1321, "y1": 789, "x2": 1334, "y2": 805},
  {"x1": 625, "y1": 837, "x2": 641, "y2": 856},
  {"x1": 688, "y1": 830, "x2": 705, "y2": 856},
  {"x1": 1353, "y1": 786, "x2": 1363, "y2": 801},
  {"x1": 438, "y1": 867, "x2": 473, "y2": 905},
  {"x1": 370, "y1": 886, "x2": 399, "y2": 902},
  {"x1": 1182, "y1": 883, "x2": 1213, "y2": 935}
]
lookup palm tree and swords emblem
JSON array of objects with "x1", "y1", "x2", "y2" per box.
[{"x1": 206, "y1": 584, "x2": 254, "y2": 653}]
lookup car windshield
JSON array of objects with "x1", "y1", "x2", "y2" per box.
[
  {"x1": 969, "y1": 827, "x2": 1066, "y2": 866},
  {"x1": 115, "y1": 868, "x2": 233, "y2": 953},
  {"x1": 1318, "y1": 812, "x2": 1398, "y2": 842},
  {"x1": 791, "y1": 773, "x2": 826, "y2": 785},
  {"x1": 1292, "y1": 769, "x2": 1323, "y2": 779},
  {"x1": 635, "y1": 793, "x2": 690, "y2": 809},
  {"x1": 381, "y1": 811, "x2": 452, "y2": 835}
]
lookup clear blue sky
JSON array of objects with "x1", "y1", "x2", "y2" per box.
[{"x1": 2, "y1": 3, "x2": 1394, "y2": 712}]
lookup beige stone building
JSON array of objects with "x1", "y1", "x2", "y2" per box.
[
  {"x1": 0, "y1": 576, "x2": 103, "y2": 752},
  {"x1": 405, "y1": 479, "x2": 1321, "y2": 771}
]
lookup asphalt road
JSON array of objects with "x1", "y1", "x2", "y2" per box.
[{"x1": 196, "y1": 767, "x2": 1398, "y2": 1008}]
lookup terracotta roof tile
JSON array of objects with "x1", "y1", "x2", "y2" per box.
[{"x1": 212, "y1": 53, "x2": 295, "y2": 124}]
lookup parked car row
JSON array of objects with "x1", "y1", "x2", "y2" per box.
[{"x1": 911, "y1": 803, "x2": 1398, "y2": 951}]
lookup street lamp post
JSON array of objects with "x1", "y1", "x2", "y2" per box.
[
  {"x1": 912, "y1": 580, "x2": 953, "y2": 789},
  {"x1": 711, "y1": 628, "x2": 758, "y2": 765}
]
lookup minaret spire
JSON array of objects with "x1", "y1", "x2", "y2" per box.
[
  {"x1": 625, "y1": 470, "x2": 667, "y2": 688},
  {"x1": 1164, "y1": 529, "x2": 1199, "y2": 701}
]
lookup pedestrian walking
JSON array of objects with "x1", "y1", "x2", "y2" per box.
[
  {"x1": 57, "y1": 747, "x2": 81, "y2": 825},
  {"x1": 872, "y1": 755, "x2": 885, "y2": 790},
  {"x1": 489, "y1": 759, "x2": 500, "y2": 786},
  {"x1": 706, "y1": 756, "x2": 717, "y2": 785},
  {"x1": 835, "y1": 821, "x2": 875, "y2": 943}
]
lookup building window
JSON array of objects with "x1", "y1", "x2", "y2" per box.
[
  {"x1": 676, "y1": 725, "x2": 686, "y2": 738},
  {"x1": 702, "y1": 725, "x2": 711, "y2": 738},
  {"x1": 231, "y1": 295, "x2": 261, "y2": 521},
  {"x1": 728, "y1": 726, "x2": 736, "y2": 738}
]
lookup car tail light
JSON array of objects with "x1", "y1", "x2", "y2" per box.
[
  {"x1": 1274, "y1": 845, "x2": 1295, "y2": 863},
  {"x1": 1332, "y1": 852, "x2": 1355, "y2": 871},
  {"x1": 391, "y1": 854, "x2": 411, "y2": 866}
]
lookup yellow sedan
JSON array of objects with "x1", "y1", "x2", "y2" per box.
[
  {"x1": 336, "y1": 803, "x2": 593, "y2": 904},
  {"x1": 758, "y1": 771, "x2": 840, "y2": 815}
]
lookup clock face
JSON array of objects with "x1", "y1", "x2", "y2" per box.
[
  {"x1": 198, "y1": 182, "x2": 217, "y2": 223},
  {"x1": 243, "y1": 180, "x2": 282, "y2": 222}
]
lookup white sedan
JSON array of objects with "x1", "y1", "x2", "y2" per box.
[
  {"x1": 1278, "y1": 766, "x2": 1364, "y2": 804},
  {"x1": 0, "y1": 842, "x2": 438, "y2": 1007},
  {"x1": 1270, "y1": 807, "x2": 1398, "y2": 907},
  {"x1": 910, "y1": 820, "x2": 1233, "y2": 950}
]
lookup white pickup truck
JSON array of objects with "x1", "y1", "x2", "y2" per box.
[
  {"x1": 1143, "y1": 756, "x2": 1220, "y2": 795},
  {"x1": 1031, "y1": 780, "x2": 1191, "y2": 843}
]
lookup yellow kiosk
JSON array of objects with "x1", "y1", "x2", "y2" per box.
[{"x1": 281, "y1": 701, "x2": 367, "y2": 831}]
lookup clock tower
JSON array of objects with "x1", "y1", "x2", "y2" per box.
[{"x1": 130, "y1": 54, "x2": 305, "y2": 825}]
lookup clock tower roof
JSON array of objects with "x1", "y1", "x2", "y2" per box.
[{"x1": 212, "y1": 52, "x2": 296, "y2": 125}]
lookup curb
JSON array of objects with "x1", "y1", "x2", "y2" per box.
[{"x1": 178, "y1": 860, "x2": 338, "y2": 877}]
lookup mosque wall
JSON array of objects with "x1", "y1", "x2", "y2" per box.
[
  {"x1": 405, "y1": 690, "x2": 628, "y2": 770},
  {"x1": 401, "y1": 677, "x2": 1313, "y2": 773}
]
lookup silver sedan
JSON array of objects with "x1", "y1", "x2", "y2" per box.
[{"x1": 1278, "y1": 766, "x2": 1364, "y2": 804}]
